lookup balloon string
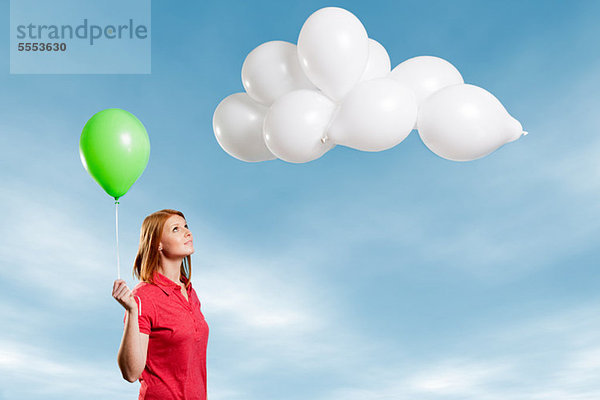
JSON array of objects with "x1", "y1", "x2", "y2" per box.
[{"x1": 115, "y1": 200, "x2": 121, "y2": 280}]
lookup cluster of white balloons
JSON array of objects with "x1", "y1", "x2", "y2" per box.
[{"x1": 213, "y1": 7, "x2": 526, "y2": 163}]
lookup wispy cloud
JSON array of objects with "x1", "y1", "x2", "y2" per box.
[
  {"x1": 195, "y1": 248, "x2": 393, "y2": 398},
  {"x1": 406, "y1": 358, "x2": 512, "y2": 396},
  {"x1": 317, "y1": 299, "x2": 600, "y2": 400},
  {"x1": 0, "y1": 181, "x2": 116, "y2": 309},
  {"x1": 0, "y1": 338, "x2": 138, "y2": 400}
]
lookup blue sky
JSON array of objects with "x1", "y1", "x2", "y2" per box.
[{"x1": 1, "y1": 0, "x2": 599, "y2": 399}]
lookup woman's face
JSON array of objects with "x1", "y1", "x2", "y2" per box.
[{"x1": 159, "y1": 214, "x2": 194, "y2": 258}]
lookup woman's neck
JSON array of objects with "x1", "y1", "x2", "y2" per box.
[{"x1": 158, "y1": 257, "x2": 184, "y2": 284}]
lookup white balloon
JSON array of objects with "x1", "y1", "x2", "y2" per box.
[
  {"x1": 241, "y1": 41, "x2": 316, "y2": 106},
  {"x1": 328, "y1": 78, "x2": 417, "y2": 152},
  {"x1": 359, "y1": 39, "x2": 391, "y2": 82},
  {"x1": 297, "y1": 7, "x2": 369, "y2": 101},
  {"x1": 263, "y1": 90, "x2": 336, "y2": 163},
  {"x1": 389, "y1": 56, "x2": 464, "y2": 106},
  {"x1": 417, "y1": 84, "x2": 525, "y2": 161},
  {"x1": 213, "y1": 93, "x2": 276, "y2": 162}
]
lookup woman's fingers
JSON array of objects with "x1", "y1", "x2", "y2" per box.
[
  {"x1": 113, "y1": 282, "x2": 130, "y2": 300},
  {"x1": 113, "y1": 286, "x2": 126, "y2": 300},
  {"x1": 113, "y1": 279, "x2": 125, "y2": 291},
  {"x1": 112, "y1": 281, "x2": 137, "y2": 311},
  {"x1": 112, "y1": 280, "x2": 138, "y2": 312},
  {"x1": 115, "y1": 285, "x2": 131, "y2": 300},
  {"x1": 112, "y1": 286, "x2": 125, "y2": 299},
  {"x1": 112, "y1": 280, "x2": 126, "y2": 295}
]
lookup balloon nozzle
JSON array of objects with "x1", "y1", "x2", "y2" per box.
[
  {"x1": 321, "y1": 136, "x2": 329, "y2": 144},
  {"x1": 522, "y1": 130, "x2": 528, "y2": 136}
]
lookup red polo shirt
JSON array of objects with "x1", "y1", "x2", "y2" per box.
[{"x1": 124, "y1": 273, "x2": 209, "y2": 400}]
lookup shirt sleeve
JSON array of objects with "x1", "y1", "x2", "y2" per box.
[{"x1": 123, "y1": 294, "x2": 153, "y2": 335}]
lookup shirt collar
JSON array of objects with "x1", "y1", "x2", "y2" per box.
[{"x1": 153, "y1": 272, "x2": 191, "y2": 295}]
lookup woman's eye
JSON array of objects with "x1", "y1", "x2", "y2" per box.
[{"x1": 173, "y1": 227, "x2": 178, "y2": 232}]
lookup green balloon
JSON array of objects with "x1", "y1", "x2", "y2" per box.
[{"x1": 79, "y1": 108, "x2": 150, "y2": 200}]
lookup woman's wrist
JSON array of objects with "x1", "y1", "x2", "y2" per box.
[{"x1": 127, "y1": 307, "x2": 139, "y2": 316}]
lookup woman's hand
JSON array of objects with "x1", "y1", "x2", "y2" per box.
[{"x1": 112, "y1": 280, "x2": 138, "y2": 312}]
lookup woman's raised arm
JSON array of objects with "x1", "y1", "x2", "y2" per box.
[{"x1": 112, "y1": 280, "x2": 150, "y2": 382}]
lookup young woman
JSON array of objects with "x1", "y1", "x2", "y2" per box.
[{"x1": 112, "y1": 209, "x2": 209, "y2": 400}]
